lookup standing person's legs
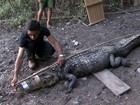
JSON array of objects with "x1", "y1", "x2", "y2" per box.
[
  {"x1": 46, "y1": 0, "x2": 55, "y2": 28},
  {"x1": 37, "y1": 0, "x2": 47, "y2": 22},
  {"x1": 46, "y1": 8, "x2": 52, "y2": 28}
]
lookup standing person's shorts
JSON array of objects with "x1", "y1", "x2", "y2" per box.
[{"x1": 39, "y1": 0, "x2": 55, "y2": 9}]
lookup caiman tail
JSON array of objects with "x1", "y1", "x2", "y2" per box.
[{"x1": 114, "y1": 34, "x2": 140, "y2": 57}]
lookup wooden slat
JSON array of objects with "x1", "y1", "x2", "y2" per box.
[
  {"x1": 84, "y1": 0, "x2": 103, "y2": 7},
  {"x1": 84, "y1": 0, "x2": 105, "y2": 25},
  {"x1": 93, "y1": 69, "x2": 130, "y2": 96},
  {"x1": 84, "y1": 0, "x2": 102, "y2": 6},
  {"x1": 86, "y1": 2, "x2": 105, "y2": 25}
]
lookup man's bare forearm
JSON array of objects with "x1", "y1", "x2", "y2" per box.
[
  {"x1": 54, "y1": 41, "x2": 63, "y2": 55},
  {"x1": 14, "y1": 57, "x2": 23, "y2": 77}
]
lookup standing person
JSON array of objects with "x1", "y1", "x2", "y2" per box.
[
  {"x1": 11, "y1": 20, "x2": 65, "y2": 91},
  {"x1": 37, "y1": 0, "x2": 55, "y2": 28}
]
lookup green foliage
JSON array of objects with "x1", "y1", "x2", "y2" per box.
[
  {"x1": 105, "y1": 0, "x2": 133, "y2": 7},
  {"x1": 0, "y1": 0, "x2": 86, "y2": 27},
  {"x1": 108, "y1": 0, "x2": 121, "y2": 7},
  {"x1": 0, "y1": 0, "x2": 36, "y2": 27},
  {"x1": 0, "y1": 0, "x2": 133, "y2": 27},
  {"x1": 0, "y1": 3, "x2": 11, "y2": 18},
  {"x1": 10, "y1": 9, "x2": 32, "y2": 27},
  {"x1": 55, "y1": 0, "x2": 85, "y2": 19}
]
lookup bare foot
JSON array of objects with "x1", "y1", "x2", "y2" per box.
[{"x1": 47, "y1": 24, "x2": 51, "y2": 28}]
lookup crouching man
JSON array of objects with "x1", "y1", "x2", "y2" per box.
[{"x1": 11, "y1": 20, "x2": 65, "y2": 91}]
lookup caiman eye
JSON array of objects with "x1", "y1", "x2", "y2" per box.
[{"x1": 42, "y1": 80, "x2": 47, "y2": 85}]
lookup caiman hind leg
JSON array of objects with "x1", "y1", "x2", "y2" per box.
[{"x1": 110, "y1": 54, "x2": 131, "y2": 68}]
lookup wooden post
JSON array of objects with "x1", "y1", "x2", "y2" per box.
[
  {"x1": 134, "y1": 0, "x2": 140, "y2": 6},
  {"x1": 120, "y1": 0, "x2": 124, "y2": 8}
]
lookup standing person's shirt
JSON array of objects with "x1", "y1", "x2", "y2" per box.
[{"x1": 19, "y1": 26, "x2": 51, "y2": 48}]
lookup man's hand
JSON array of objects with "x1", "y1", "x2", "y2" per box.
[
  {"x1": 11, "y1": 76, "x2": 18, "y2": 91},
  {"x1": 57, "y1": 55, "x2": 65, "y2": 67}
]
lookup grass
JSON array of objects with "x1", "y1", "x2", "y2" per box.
[{"x1": 0, "y1": 0, "x2": 133, "y2": 28}]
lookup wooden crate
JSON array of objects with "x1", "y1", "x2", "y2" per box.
[{"x1": 84, "y1": 0, "x2": 105, "y2": 26}]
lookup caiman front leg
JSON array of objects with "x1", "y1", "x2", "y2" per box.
[
  {"x1": 110, "y1": 54, "x2": 131, "y2": 68},
  {"x1": 62, "y1": 66, "x2": 77, "y2": 94},
  {"x1": 64, "y1": 73, "x2": 77, "y2": 94}
]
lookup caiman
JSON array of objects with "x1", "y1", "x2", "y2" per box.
[{"x1": 17, "y1": 34, "x2": 140, "y2": 93}]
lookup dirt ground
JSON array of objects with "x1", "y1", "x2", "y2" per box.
[{"x1": 1, "y1": 7, "x2": 140, "y2": 105}]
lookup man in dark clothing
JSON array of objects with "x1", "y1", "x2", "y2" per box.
[{"x1": 11, "y1": 20, "x2": 65, "y2": 91}]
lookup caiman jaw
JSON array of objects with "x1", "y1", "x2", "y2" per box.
[{"x1": 34, "y1": 72, "x2": 59, "y2": 87}]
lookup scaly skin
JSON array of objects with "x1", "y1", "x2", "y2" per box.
[{"x1": 18, "y1": 34, "x2": 140, "y2": 93}]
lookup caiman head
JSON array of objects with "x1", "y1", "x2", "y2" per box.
[
  {"x1": 17, "y1": 71, "x2": 59, "y2": 92},
  {"x1": 36, "y1": 72, "x2": 59, "y2": 87}
]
